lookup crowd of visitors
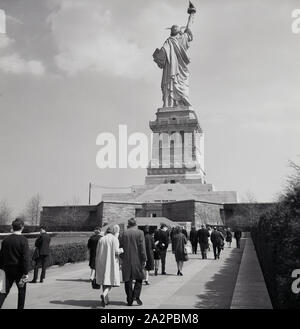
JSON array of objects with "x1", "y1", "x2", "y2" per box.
[{"x1": 0, "y1": 217, "x2": 243, "y2": 309}]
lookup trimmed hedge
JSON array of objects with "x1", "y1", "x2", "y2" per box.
[
  {"x1": 29, "y1": 242, "x2": 88, "y2": 271},
  {"x1": 251, "y1": 184, "x2": 300, "y2": 309}
]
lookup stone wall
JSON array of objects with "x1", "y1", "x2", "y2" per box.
[
  {"x1": 194, "y1": 201, "x2": 224, "y2": 226},
  {"x1": 162, "y1": 200, "x2": 195, "y2": 223},
  {"x1": 135, "y1": 203, "x2": 163, "y2": 217},
  {"x1": 223, "y1": 203, "x2": 276, "y2": 230},
  {"x1": 101, "y1": 202, "x2": 143, "y2": 226},
  {"x1": 40, "y1": 205, "x2": 100, "y2": 231}
]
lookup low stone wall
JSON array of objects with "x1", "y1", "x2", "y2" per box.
[
  {"x1": 162, "y1": 200, "x2": 195, "y2": 223},
  {"x1": 40, "y1": 205, "x2": 100, "y2": 231},
  {"x1": 102, "y1": 202, "x2": 142, "y2": 226},
  {"x1": 194, "y1": 201, "x2": 224, "y2": 226}
]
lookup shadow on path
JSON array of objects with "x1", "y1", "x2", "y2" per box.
[
  {"x1": 56, "y1": 279, "x2": 90, "y2": 283},
  {"x1": 50, "y1": 299, "x2": 100, "y2": 308},
  {"x1": 50, "y1": 299, "x2": 128, "y2": 309},
  {"x1": 195, "y1": 241, "x2": 245, "y2": 309}
]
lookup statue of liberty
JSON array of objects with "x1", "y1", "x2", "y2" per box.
[{"x1": 153, "y1": 1, "x2": 196, "y2": 108}]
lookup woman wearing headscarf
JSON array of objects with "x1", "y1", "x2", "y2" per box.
[
  {"x1": 95, "y1": 225, "x2": 123, "y2": 307},
  {"x1": 87, "y1": 227, "x2": 102, "y2": 281},
  {"x1": 143, "y1": 226, "x2": 155, "y2": 285},
  {"x1": 172, "y1": 226, "x2": 187, "y2": 276}
]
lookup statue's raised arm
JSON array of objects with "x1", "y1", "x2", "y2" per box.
[
  {"x1": 153, "y1": 1, "x2": 197, "y2": 108},
  {"x1": 185, "y1": 1, "x2": 196, "y2": 33}
]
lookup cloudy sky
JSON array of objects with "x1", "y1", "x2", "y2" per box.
[{"x1": 0, "y1": 0, "x2": 300, "y2": 215}]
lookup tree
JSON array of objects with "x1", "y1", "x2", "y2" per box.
[
  {"x1": 69, "y1": 196, "x2": 80, "y2": 223},
  {"x1": 240, "y1": 190, "x2": 260, "y2": 226},
  {"x1": 252, "y1": 160, "x2": 300, "y2": 308},
  {"x1": 0, "y1": 199, "x2": 12, "y2": 225},
  {"x1": 61, "y1": 196, "x2": 80, "y2": 225},
  {"x1": 25, "y1": 194, "x2": 42, "y2": 226}
]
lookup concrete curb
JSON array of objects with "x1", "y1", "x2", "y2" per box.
[{"x1": 230, "y1": 237, "x2": 273, "y2": 309}]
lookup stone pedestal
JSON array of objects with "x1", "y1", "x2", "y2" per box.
[{"x1": 145, "y1": 106, "x2": 206, "y2": 185}]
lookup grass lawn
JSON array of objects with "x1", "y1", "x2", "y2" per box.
[{"x1": 28, "y1": 236, "x2": 90, "y2": 248}]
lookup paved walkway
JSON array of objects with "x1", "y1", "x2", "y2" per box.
[{"x1": 2, "y1": 237, "x2": 270, "y2": 309}]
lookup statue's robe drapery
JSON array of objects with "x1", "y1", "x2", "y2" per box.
[{"x1": 153, "y1": 31, "x2": 192, "y2": 106}]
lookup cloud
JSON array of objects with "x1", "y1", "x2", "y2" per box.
[
  {"x1": 6, "y1": 15, "x2": 23, "y2": 26},
  {"x1": 0, "y1": 34, "x2": 12, "y2": 49},
  {"x1": 0, "y1": 34, "x2": 45, "y2": 76},
  {"x1": 46, "y1": 0, "x2": 183, "y2": 79},
  {"x1": 0, "y1": 53, "x2": 45, "y2": 75}
]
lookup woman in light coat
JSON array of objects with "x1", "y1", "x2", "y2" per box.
[{"x1": 95, "y1": 225, "x2": 123, "y2": 307}]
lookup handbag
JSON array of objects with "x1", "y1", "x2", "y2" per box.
[
  {"x1": 91, "y1": 278, "x2": 100, "y2": 290},
  {"x1": 0, "y1": 269, "x2": 6, "y2": 294},
  {"x1": 185, "y1": 244, "x2": 192, "y2": 254},
  {"x1": 220, "y1": 239, "x2": 225, "y2": 250},
  {"x1": 183, "y1": 247, "x2": 189, "y2": 261}
]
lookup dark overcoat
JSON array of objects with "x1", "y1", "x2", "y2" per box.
[
  {"x1": 144, "y1": 233, "x2": 155, "y2": 271},
  {"x1": 189, "y1": 229, "x2": 198, "y2": 244},
  {"x1": 197, "y1": 228, "x2": 210, "y2": 249},
  {"x1": 119, "y1": 226, "x2": 147, "y2": 282},
  {"x1": 35, "y1": 233, "x2": 51, "y2": 256},
  {"x1": 234, "y1": 230, "x2": 242, "y2": 240},
  {"x1": 210, "y1": 230, "x2": 224, "y2": 247},
  {"x1": 225, "y1": 230, "x2": 232, "y2": 242},
  {"x1": 172, "y1": 233, "x2": 187, "y2": 262},
  {"x1": 87, "y1": 234, "x2": 101, "y2": 269}
]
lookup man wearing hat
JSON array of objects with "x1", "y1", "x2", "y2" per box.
[
  {"x1": 210, "y1": 227, "x2": 225, "y2": 260},
  {"x1": 197, "y1": 225, "x2": 210, "y2": 259},
  {"x1": 119, "y1": 218, "x2": 147, "y2": 306},
  {"x1": 30, "y1": 226, "x2": 51, "y2": 283},
  {"x1": 154, "y1": 223, "x2": 169, "y2": 275}
]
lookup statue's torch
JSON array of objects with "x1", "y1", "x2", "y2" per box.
[{"x1": 187, "y1": 1, "x2": 196, "y2": 27}]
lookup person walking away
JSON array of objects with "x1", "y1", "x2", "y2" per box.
[
  {"x1": 143, "y1": 226, "x2": 155, "y2": 285},
  {"x1": 189, "y1": 226, "x2": 198, "y2": 254},
  {"x1": 153, "y1": 229, "x2": 161, "y2": 276},
  {"x1": 172, "y1": 227, "x2": 188, "y2": 275},
  {"x1": 234, "y1": 229, "x2": 242, "y2": 248},
  {"x1": 87, "y1": 227, "x2": 102, "y2": 281},
  {"x1": 225, "y1": 227, "x2": 232, "y2": 248},
  {"x1": 154, "y1": 223, "x2": 169, "y2": 275},
  {"x1": 95, "y1": 225, "x2": 123, "y2": 307},
  {"x1": 0, "y1": 218, "x2": 30, "y2": 309},
  {"x1": 206, "y1": 226, "x2": 212, "y2": 251},
  {"x1": 197, "y1": 225, "x2": 210, "y2": 259},
  {"x1": 30, "y1": 226, "x2": 51, "y2": 283},
  {"x1": 170, "y1": 227, "x2": 175, "y2": 253},
  {"x1": 119, "y1": 218, "x2": 147, "y2": 306},
  {"x1": 210, "y1": 227, "x2": 224, "y2": 260},
  {"x1": 182, "y1": 226, "x2": 188, "y2": 239}
]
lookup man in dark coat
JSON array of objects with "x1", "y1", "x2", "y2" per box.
[
  {"x1": 210, "y1": 227, "x2": 224, "y2": 260},
  {"x1": 189, "y1": 226, "x2": 198, "y2": 254},
  {"x1": 197, "y1": 225, "x2": 210, "y2": 259},
  {"x1": 143, "y1": 226, "x2": 155, "y2": 285},
  {"x1": 119, "y1": 218, "x2": 147, "y2": 306},
  {"x1": 0, "y1": 218, "x2": 30, "y2": 309},
  {"x1": 30, "y1": 226, "x2": 51, "y2": 283},
  {"x1": 182, "y1": 226, "x2": 188, "y2": 239},
  {"x1": 87, "y1": 227, "x2": 102, "y2": 281},
  {"x1": 154, "y1": 223, "x2": 169, "y2": 275},
  {"x1": 234, "y1": 229, "x2": 242, "y2": 248}
]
